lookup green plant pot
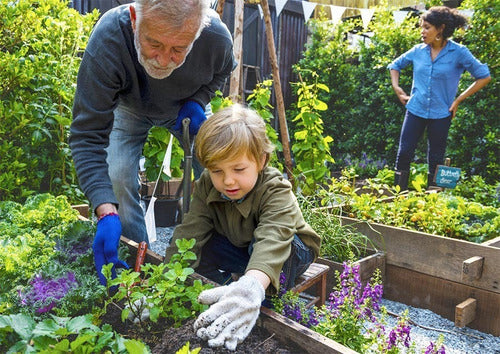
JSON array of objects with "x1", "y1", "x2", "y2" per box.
[{"x1": 142, "y1": 195, "x2": 181, "y2": 227}]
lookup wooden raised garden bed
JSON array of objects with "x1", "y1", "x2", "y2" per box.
[
  {"x1": 120, "y1": 236, "x2": 356, "y2": 353},
  {"x1": 337, "y1": 215, "x2": 500, "y2": 336}
]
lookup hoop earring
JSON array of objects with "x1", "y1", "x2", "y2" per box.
[{"x1": 435, "y1": 35, "x2": 441, "y2": 40}]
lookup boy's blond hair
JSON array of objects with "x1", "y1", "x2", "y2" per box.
[{"x1": 195, "y1": 104, "x2": 274, "y2": 169}]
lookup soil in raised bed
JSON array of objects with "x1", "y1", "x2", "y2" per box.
[{"x1": 101, "y1": 303, "x2": 300, "y2": 353}]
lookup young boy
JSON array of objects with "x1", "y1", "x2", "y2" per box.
[{"x1": 164, "y1": 104, "x2": 321, "y2": 350}]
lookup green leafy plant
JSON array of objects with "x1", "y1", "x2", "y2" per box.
[
  {"x1": 209, "y1": 90, "x2": 233, "y2": 113},
  {"x1": 142, "y1": 126, "x2": 184, "y2": 183},
  {"x1": 291, "y1": 71, "x2": 335, "y2": 195},
  {"x1": 247, "y1": 79, "x2": 284, "y2": 171},
  {"x1": 0, "y1": 194, "x2": 80, "y2": 296},
  {"x1": 297, "y1": 192, "x2": 377, "y2": 263},
  {"x1": 0, "y1": 313, "x2": 148, "y2": 353},
  {"x1": 176, "y1": 341, "x2": 201, "y2": 354},
  {"x1": 0, "y1": 0, "x2": 98, "y2": 202},
  {"x1": 103, "y1": 238, "x2": 211, "y2": 329},
  {"x1": 342, "y1": 189, "x2": 499, "y2": 243},
  {"x1": 450, "y1": 174, "x2": 499, "y2": 208},
  {"x1": 0, "y1": 194, "x2": 108, "y2": 319}
]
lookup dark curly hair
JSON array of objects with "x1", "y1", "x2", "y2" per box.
[{"x1": 421, "y1": 6, "x2": 468, "y2": 39}]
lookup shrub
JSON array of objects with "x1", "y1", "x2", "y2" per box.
[{"x1": 0, "y1": 0, "x2": 98, "y2": 202}]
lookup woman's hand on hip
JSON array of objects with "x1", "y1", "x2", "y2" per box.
[{"x1": 395, "y1": 87, "x2": 410, "y2": 105}]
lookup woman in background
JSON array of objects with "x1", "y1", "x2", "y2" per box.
[{"x1": 388, "y1": 6, "x2": 490, "y2": 190}]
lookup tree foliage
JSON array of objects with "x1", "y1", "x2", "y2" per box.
[{"x1": 0, "y1": 0, "x2": 98, "y2": 202}]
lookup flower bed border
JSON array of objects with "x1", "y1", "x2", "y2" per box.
[{"x1": 337, "y1": 215, "x2": 500, "y2": 336}]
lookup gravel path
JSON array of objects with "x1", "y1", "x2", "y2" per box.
[
  {"x1": 380, "y1": 299, "x2": 500, "y2": 353},
  {"x1": 149, "y1": 227, "x2": 500, "y2": 353}
]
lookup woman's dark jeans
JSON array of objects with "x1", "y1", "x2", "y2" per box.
[
  {"x1": 197, "y1": 232, "x2": 314, "y2": 291},
  {"x1": 395, "y1": 111, "x2": 452, "y2": 175}
]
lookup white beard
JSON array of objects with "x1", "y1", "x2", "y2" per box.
[{"x1": 134, "y1": 29, "x2": 191, "y2": 80}]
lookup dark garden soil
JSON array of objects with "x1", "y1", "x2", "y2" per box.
[{"x1": 102, "y1": 303, "x2": 301, "y2": 353}]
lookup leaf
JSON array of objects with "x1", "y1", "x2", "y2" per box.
[
  {"x1": 149, "y1": 306, "x2": 161, "y2": 323},
  {"x1": 32, "y1": 318, "x2": 62, "y2": 338},
  {"x1": 121, "y1": 308, "x2": 130, "y2": 323},
  {"x1": 66, "y1": 315, "x2": 96, "y2": 333},
  {"x1": 0, "y1": 313, "x2": 35, "y2": 340},
  {"x1": 124, "y1": 339, "x2": 150, "y2": 354}
]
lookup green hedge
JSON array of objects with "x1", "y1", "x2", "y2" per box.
[{"x1": 0, "y1": 0, "x2": 98, "y2": 202}]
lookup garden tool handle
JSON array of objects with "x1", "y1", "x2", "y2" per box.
[{"x1": 181, "y1": 118, "x2": 193, "y2": 219}]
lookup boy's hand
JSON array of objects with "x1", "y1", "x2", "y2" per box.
[{"x1": 193, "y1": 275, "x2": 265, "y2": 351}]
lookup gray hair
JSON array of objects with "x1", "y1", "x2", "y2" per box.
[{"x1": 134, "y1": 0, "x2": 210, "y2": 36}]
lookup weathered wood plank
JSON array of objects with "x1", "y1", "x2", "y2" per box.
[
  {"x1": 455, "y1": 298, "x2": 477, "y2": 328},
  {"x1": 339, "y1": 216, "x2": 500, "y2": 293},
  {"x1": 384, "y1": 265, "x2": 500, "y2": 336},
  {"x1": 462, "y1": 256, "x2": 484, "y2": 281},
  {"x1": 483, "y1": 236, "x2": 500, "y2": 248},
  {"x1": 71, "y1": 204, "x2": 89, "y2": 218},
  {"x1": 258, "y1": 307, "x2": 357, "y2": 354}
]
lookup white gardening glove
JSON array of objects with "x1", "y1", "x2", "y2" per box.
[{"x1": 193, "y1": 275, "x2": 265, "y2": 351}]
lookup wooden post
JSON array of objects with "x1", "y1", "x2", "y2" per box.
[
  {"x1": 455, "y1": 298, "x2": 477, "y2": 328},
  {"x1": 229, "y1": 0, "x2": 244, "y2": 102},
  {"x1": 260, "y1": 0, "x2": 294, "y2": 185},
  {"x1": 71, "y1": 204, "x2": 89, "y2": 218},
  {"x1": 215, "y1": 0, "x2": 226, "y2": 18},
  {"x1": 462, "y1": 256, "x2": 484, "y2": 281}
]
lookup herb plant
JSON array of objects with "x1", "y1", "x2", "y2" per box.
[{"x1": 103, "y1": 238, "x2": 211, "y2": 329}]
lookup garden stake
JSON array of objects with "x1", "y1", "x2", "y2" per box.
[{"x1": 132, "y1": 241, "x2": 148, "y2": 287}]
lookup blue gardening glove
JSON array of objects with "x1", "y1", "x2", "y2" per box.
[
  {"x1": 93, "y1": 214, "x2": 129, "y2": 285},
  {"x1": 174, "y1": 100, "x2": 207, "y2": 135}
]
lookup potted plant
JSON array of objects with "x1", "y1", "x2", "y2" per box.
[{"x1": 141, "y1": 127, "x2": 184, "y2": 227}]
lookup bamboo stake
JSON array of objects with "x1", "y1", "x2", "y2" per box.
[
  {"x1": 216, "y1": 0, "x2": 226, "y2": 18},
  {"x1": 229, "y1": 0, "x2": 244, "y2": 102},
  {"x1": 259, "y1": 0, "x2": 294, "y2": 185}
]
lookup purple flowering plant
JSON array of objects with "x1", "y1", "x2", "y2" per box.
[
  {"x1": 18, "y1": 272, "x2": 79, "y2": 314},
  {"x1": 271, "y1": 272, "x2": 319, "y2": 328},
  {"x1": 273, "y1": 261, "x2": 447, "y2": 353}
]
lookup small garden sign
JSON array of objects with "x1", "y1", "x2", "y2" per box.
[{"x1": 435, "y1": 165, "x2": 461, "y2": 188}]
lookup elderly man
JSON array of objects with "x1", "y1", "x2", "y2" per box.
[{"x1": 69, "y1": 0, "x2": 234, "y2": 285}]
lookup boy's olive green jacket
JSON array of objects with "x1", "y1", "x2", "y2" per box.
[{"x1": 164, "y1": 166, "x2": 321, "y2": 293}]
